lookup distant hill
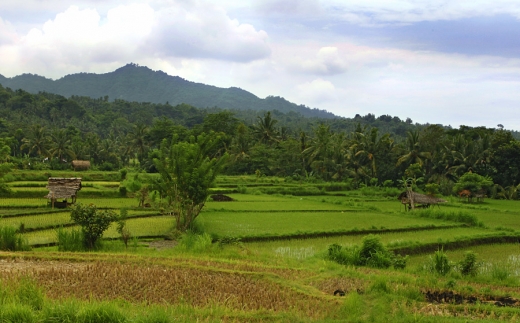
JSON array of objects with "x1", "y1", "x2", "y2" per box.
[{"x1": 0, "y1": 63, "x2": 336, "y2": 119}]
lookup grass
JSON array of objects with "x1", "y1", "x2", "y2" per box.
[
  {"x1": 23, "y1": 216, "x2": 174, "y2": 245},
  {"x1": 3, "y1": 173, "x2": 520, "y2": 321},
  {"x1": 200, "y1": 210, "x2": 460, "y2": 238}
]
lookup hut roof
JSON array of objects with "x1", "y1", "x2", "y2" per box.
[
  {"x1": 72, "y1": 160, "x2": 90, "y2": 166},
  {"x1": 398, "y1": 191, "x2": 447, "y2": 205},
  {"x1": 45, "y1": 177, "x2": 82, "y2": 199}
]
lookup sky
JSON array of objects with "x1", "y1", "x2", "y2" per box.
[{"x1": 1, "y1": 0, "x2": 520, "y2": 130}]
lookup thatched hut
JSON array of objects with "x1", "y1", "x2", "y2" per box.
[
  {"x1": 72, "y1": 160, "x2": 91, "y2": 171},
  {"x1": 45, "y1": 177, "x2": 82, "y2": 208},
  {"x1": 398, "y1": 190, "x2": 446, "y2": 210}
]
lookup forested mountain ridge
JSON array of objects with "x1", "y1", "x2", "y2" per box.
[{"x1": 0, "y1": 63, "x2": 335, "y2": 119}]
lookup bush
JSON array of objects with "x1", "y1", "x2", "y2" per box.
[
  {"x1": 327, "y1": 235, "x2": 405, "y2": 269},
  {"x1": 432, "y1": 248, "x2": 451, "y2": 276},
  {"x1": 392, "y1": 254, "x2": 409, "y2": 270},
  {"x1": 459, "y1": 251, "x2": 479, "y2": 276},
  {"x1": 70, "y1": 204, "x2": 117, "y2": 250},
  {"x1": 358, "y1": 235, "x2": 392, "y2": 268}
]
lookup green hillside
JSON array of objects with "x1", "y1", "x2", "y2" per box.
[{"x1": 0, "y1": 63, "x2": 335, "y2": 119}]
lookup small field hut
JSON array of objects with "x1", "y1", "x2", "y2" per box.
[
  {"x1": 72, "y1": 160, "x2": 91, "y2": 171},
  {"x1": 45, "y1": 177, "x2": 82, "y2": 208},
  {"x1": 398, "y1": 190, "x2": 447, "y2": 210}
]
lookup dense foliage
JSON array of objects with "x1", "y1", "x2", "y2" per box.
[
  {"x1": 1, "y1": 82, "x2": 520, "y2": 198},
  {"x1": 153, "y1": 132, "x2": 229, "y2": 231},
  {"x1": 70, "y1": 203, "x2": 117, "y2": 249}
]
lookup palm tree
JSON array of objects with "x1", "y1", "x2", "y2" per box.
[
  {"x1": 303, "y1": 124, "x2": 335, "y2": 180},
  {"x1": 128, "y1": 124, "x2": 149, "y2": 164},
  {"x1": 49, "y1": 129, "x2": 75, "y2": 162},
  {"x1": 396, "y1": 130, "x2": 431, "y2": 168},
  {"x1": 253, "y1": 111, "x2": 279, "y2": 145},
  {"x1": 351, "y1": 127, "x2": 392, "y2": 180},
  {"x1": 21, "y1": 125, "x2": 51, "y2": 158}
]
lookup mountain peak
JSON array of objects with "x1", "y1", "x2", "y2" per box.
[{"x1": 0, "y1": 64, "x2": 336, "y2": 119}]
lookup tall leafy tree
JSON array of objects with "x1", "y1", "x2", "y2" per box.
[{"x1": 153, "y1": 132, "x2": 228, "y2": 231}]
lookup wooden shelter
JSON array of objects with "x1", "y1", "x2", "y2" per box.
[
  {"x1": 398, "y1": 190, "x2": 447, "y2": 211},
  {"x1": 72, "y1": 160, "x2": 91, "y2": 171},
  {"x1": 45, "y1": 177, "x2": 82, "y2": 208}
]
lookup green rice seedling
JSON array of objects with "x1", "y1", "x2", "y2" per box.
[
  {"x1": 0, "y1": 212, "x2": 72, "y2": 230},
  {"x1": 369, "y1": 277, "x2": 391, "y2": 294},
  {"x1": 414, "y1": 208, "x2": 482, "y2": 226},
  {"x1": 0, "y1": 226, "x2": 30, "y2": 251},
  {"x1": 338, "y1": 291, "x2": 365, "y2": 320},
  {"x1": 76, "y1": 302, "x2": 127, "y2": 323},
  {"x1": 490, "y1": 263, "x2": 512, "y2": 281},
  {"x1": 0, "y1": 304, "x2": 36, "y2": 323},
  {"x1": 178, "y1": 231, "x2": 213, "y2": 252},
  {"x1": 134, "y1": 307, "x2": 172, "y2": 323},
  {"x1": 16, "y1": 276, "x2": 44, "y2": 311},
  {"x1": 56, "y1": 227, "x2": 84, "y2": 252},
  {"x1": 274, "y1": 246, "x2": 315, "y2": 259},
  {"x1": 42, "y1": 300, "x2": 80, "y2": 323}
]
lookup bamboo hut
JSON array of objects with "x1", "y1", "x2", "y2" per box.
[
  {"x1": 45, "y1": 177, "x2": 82, "y2": 208},
  {"x1": 398, "y1": 190, "x2": 446, "y2": 211},
  {"x1": 72, "y1": 160, "x2": 91, "y2": 171}
]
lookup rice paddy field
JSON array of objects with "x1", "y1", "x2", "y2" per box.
[{"x1": 1, "y1": 171, "x2": 520, "y2": 322}]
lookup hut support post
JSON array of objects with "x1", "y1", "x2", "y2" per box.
[{"x1": 407, "y1": 189, "x2": 415, "y2": 210}]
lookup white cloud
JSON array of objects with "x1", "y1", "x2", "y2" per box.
[
  {"x1": 327, "y1": 0, "x2": 520, "y2": 25},
  {"x1": 295, "y1": 78, "x2": 337, "y2": 103},
  {"x1": 147, "y1": 2, "x2": 270, "y2": 61},
  {"x1": 0, "y1": 17, "x2": 17, "y2": 45},
  {"x1": 289, "y1": 46, "x2": 348, "y2": 75},
  {"x1": 0, "y1": 1, "x2": 270, "y2": 78}
]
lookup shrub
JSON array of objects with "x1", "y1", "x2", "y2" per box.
[
  {"x1": 70, "y1": 203, "x2": 117, "y2": 250},
  {"x1": 327, "y1": 235, "x2": 403, "y2": 269},
  {"x1": 116, "y1": 209, "x2": 131, "y2": 249},
  {"x1": 459, "y1": 251, "x2": 479, "y2": 276},
  {"x1": 432, "y1": 248, "x2": 451, "y2": 276},
  {"x1": 358, "y1": 235, "x2": 392, "y2": 268},
  {"x1": 392, "y1": 254, "x2": 409, "y2": 270}
]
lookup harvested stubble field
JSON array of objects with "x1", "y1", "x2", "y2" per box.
[{"x1": 0, "y1": 255, "x2": 345, "y2": 321}]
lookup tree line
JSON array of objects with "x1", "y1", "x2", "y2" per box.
[{"x1": 0, "y1": 84, "x2": 519, "y2": 198}]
